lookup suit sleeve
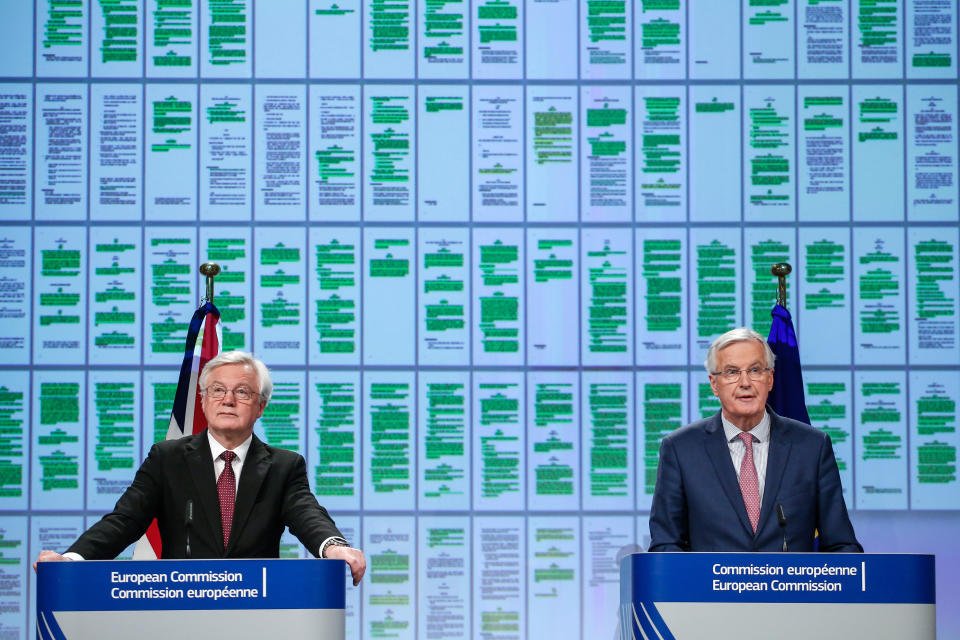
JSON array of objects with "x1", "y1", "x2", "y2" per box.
[
  {"x1": 648, "y1": 435, "x2": 689, "y2": 552},
  {"x1": 815, "y1": 434, "x2": 863, "y2": 552},
  {"x1": 279, "y1": 454, "x2": 345, "y2": 557},
  {"x1": 66, "y1": 443, "x2": 165, "y2": 559}
]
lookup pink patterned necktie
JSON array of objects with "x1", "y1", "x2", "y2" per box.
[
  {"x1": 738, "y1": 432, "x2": 760, "y2": 533},
  {"x1": 217, "y1": 451, "x2": 237, "y2": 548}
]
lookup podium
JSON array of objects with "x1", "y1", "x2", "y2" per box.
[
  {"x1": 620, "y1": 553, "x2": 935, "y2": 640},
  {"x1": 36, "y1": 559, "x2": 345, "y2": 640}
]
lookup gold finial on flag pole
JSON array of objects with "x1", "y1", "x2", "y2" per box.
[
  {"x1": 199, "y1": 262, "x2": 221, "y2": 304},
  {"x1": 771, "y1": 263, "x2": 791, "y2": 307}
]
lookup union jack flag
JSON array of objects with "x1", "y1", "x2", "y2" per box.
[{"x1": 132, "y1": 301, "x2": 221, "y2": 559}]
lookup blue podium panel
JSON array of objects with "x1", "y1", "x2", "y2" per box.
[
  {"x1": 37, "y1": 559, "x2": 346, "y2": 640},
  {"x1": 620, "y1": 553, "x2": 935, "y2": 640}
]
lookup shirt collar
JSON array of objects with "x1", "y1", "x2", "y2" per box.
[
  {"x1": 207, "y1": 431, "x2": 254, "y2": 463},
  {"x1": 721, "y1": 410, "x2": 770, "y2": 444}
]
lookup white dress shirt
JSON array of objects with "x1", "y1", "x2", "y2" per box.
[
  {"x1": 721, "y1": 410, "x2": 771, "y2": 505},
  {"x1": 208, "y1": 431, "x2": 252, "y2": 487}
]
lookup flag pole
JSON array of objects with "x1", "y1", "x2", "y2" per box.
[
  {"x1": 199, "y1": 261, "x2": 221, "y2": 304},
  {"x1": 766, "y1": 261, "x2": 810, "y2": 424},
  {"x1": 771, "y1": 262, "x2": 791, "y2": 306},
  {"x1": 133, "y1": 262, "x2": 223, "y2": 559}
]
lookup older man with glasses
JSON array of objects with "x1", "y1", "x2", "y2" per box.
[
  {"x1": 35, "y1": 351, "x2": 366, "y2": 586},
  {"x1": 648, "y1": 328, "x2": 861, "y2": 553}
]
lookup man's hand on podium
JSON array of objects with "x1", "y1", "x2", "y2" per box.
[
  {"x1": 33, "y1": 550, "x2": 71, "y2": 571},
  {"x1": 323, "y1": 545, "x2": 366, "y2": 586}
]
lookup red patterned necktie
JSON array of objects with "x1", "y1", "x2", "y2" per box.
[
  {"x1": 217, "y1": 450, "x2": 237, "y2": 548},
  {"x1": 738, "y1": 432, "x2": 760, "y2": 533}
]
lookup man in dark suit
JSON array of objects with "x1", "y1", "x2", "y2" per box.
[
  {"x1": 649, "y1": 328, "x2": 861, "y2": 553},
  {"x1": 35, "y1": 351, "x2": 366, "y2": 585}
]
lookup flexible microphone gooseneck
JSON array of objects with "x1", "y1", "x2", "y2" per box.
[
  {"x1": 776, "y1": 503, "x2": 788, "y2": 552},
  {"x1": 185, "y1": 499, "x2": 194, "y2": 559}
]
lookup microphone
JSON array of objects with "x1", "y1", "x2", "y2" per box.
[
  {"x1": 776, "y1": 503, "x2": 788, "y2": 552},
  {"x1": 185, "y1": 499, "x2": 194, "y2": 559}
]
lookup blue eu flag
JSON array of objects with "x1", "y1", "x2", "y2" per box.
[{"x1": 766, "y1": 304, "x2": 811, "y2": 424}]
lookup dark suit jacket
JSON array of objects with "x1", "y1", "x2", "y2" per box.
[
  {"x1": 68, "y1": 431, "x2": 343, "y2": 559},
  {"x1": 648, "y1": 409, "x2": 861, "y2": 552}
]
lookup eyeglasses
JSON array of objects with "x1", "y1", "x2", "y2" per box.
[
  {"x1": 711, "y1": 367, "x2": 772, "y2": 383},
  {"x1": 203, "y1": 384, "x2": 259, "y2": 403}
]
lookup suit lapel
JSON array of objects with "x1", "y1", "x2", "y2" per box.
[
  {"x1": 184, "y1": 432, "x2": 223, "y2": 554},
  {"x1": 702, "y1": 413, "x2": 755, "y2": 538},
  {"x1": 227, "y1": 436, "x2": 271, "y2": 555},
  {"x1": 758, "y1": 410, "x2": 792, "y2": 533}
]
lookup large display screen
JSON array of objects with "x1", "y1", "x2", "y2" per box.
[{"x1": 0, "y1": 1, "x2": 958, "y2": 638}]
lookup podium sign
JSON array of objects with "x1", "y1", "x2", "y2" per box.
[
  {"x1": 620, "y1": 553, "x2": 935, "y2": 640},
  {"x1": 37, "y1": 559, "x2": 345, "y2": 640}
]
